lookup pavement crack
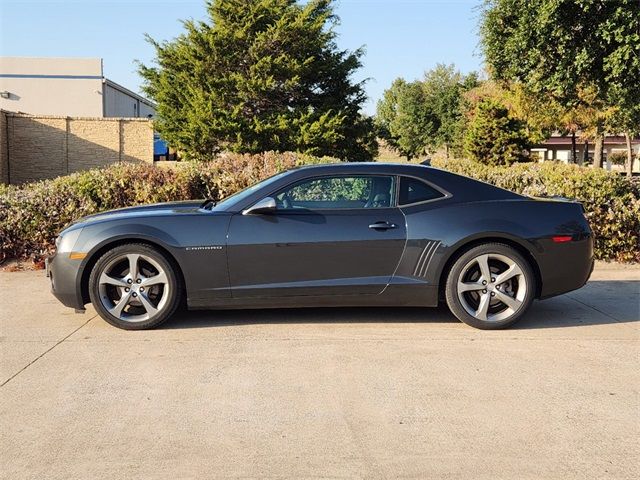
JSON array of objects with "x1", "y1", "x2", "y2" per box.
[{"x1": 1, "y1": 314, "x2": 97, "y2": 387}]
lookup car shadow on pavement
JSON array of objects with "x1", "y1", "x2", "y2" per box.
[
  {"x1": 163, "y1": 305, "x2": 456, "y2": 329},
  {"x1": 516, "y1": 280, "x2": 639, "y2": 329},
  {"x1": 161, "y1": 280, "x2": 639, "y2": 330}
]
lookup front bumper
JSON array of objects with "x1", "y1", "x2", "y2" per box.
[{"x1": 46, "y1": 252, "x2": 86, "y2": 310}]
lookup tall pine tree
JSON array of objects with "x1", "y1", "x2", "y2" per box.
[{"x1": 140, "y1": 0, "x2": 377, "y2": 161}]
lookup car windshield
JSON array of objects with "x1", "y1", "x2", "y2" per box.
[{"x1": 212, "y1": 170, "x2": 291, "y2": 211}]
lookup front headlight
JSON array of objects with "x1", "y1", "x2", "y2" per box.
[{"x1": 56, "y1": 228, "x2": 83, "y2": 254}]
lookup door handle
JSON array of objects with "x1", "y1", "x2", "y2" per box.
[{"x1": 369, "y1": 221, "x2": 397, "y2": 230}]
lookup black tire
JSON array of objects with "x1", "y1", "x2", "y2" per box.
[
  {"x1": 88, "y1": 243, "x2": 181, "y2": 330},
  {"x1": 445, "y1": 243, "x2": 535, "y2": 330}
]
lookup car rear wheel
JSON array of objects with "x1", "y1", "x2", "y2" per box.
[
  {"x1": 89, "y1": 244, "x2": 181, "y2": 330},
  {"x1": 445, "y1": 243, "x2": 535, "y2": 329}
]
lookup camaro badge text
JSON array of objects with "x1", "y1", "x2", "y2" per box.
[{"x1": 185, "y1": 246, "x2": 224, "y2": 251}]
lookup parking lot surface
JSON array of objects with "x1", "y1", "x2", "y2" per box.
[{"x1": 1, "y1": 262, "x2": 639, "y2": 479}]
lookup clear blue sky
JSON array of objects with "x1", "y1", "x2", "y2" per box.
[{"x1": 0, "y1": 0, "x2": 484, "y2": 115}]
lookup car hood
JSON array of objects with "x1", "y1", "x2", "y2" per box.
[{"x1": 69, "y1": 200, "x2": 208, "y2": 230}]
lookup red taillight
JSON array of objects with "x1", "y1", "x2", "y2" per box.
[{"x1": 552, "y1": 235, "x2": 573, "y2": 243}]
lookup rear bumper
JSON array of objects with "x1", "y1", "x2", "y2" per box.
[
  {"x1": 46, "y1": 252, "x2": 85, "y2": 310},
  {"x1": 537, "y1": 236, "x2": 594, "y2": 299}
]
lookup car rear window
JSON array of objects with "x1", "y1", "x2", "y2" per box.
[{"x1": 398, "y1": 177, "x2": 444, "y2": 205}]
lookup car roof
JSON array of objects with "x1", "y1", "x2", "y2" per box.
[
  {"x1": 292, "y1": 162, "x2": 438, "y2": 178},
  {"x1": 292, "y1": 162, "x2": 431, "y2": 174}
]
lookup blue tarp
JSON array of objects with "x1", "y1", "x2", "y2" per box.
[{"x1": 153, "y1": 133, "x2": 169, "y2": 156}]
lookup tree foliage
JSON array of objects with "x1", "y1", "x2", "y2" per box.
[
  {"x1": 480, "y1": 0, "x2": 640, "y2": 171},
  {"x1": 481, "y1": 0, "x2": 639, "y2": 105},
  {"x1": 139, "y1": 0, "x2": 377, "y2": 161},
  {"x1": 376, "y1": 65, "x2": 478, "y2": 159},
  {"x1": 375, "y1": 79, "x2": 437, "y2": 160},
  {"x1": 422, "y1": 65, "x2": 479, "y2": 154},
  {"x1": 463, "y1": 98, "x2": 531, "y2": 166}
]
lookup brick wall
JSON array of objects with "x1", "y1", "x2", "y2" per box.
[
  {"x1": 0, "y1": 110, "x2": 7, "y2": 184},
  {"x1": 1, "y1": 112, "x2": 153, "y2": 184}
]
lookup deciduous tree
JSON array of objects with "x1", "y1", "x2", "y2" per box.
[
  {"x1": 480, "y1": 0, "x2": 640, "y2": 171},
  {"x1": 376, "y1": 79, "x2": 437, "y2": 160},
  {"x1": 421, "y1": 64, "x2": 479, "y2": 157},
  {"x1": 376, "y1": 65, "x2": 478, "y2": 159}
]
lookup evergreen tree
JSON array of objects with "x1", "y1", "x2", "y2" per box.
[
  {"x1": 139, "y1": 0, "x2": 377, "y2": 161},
  {"x1": 463, "y1": 98, "x2": 531, "y2": 165}
]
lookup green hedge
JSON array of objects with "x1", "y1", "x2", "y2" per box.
[
  {"x1": 1, "y1": 154, "x2": 638, "y2": 263},
  {"x1": 0, "y1": 152, "x2": 333, "y2": 262},
  {"x1": 432, "y1": 158, "x2": 640, "y2": 263}
]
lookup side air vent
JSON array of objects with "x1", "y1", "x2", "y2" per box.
[{"x1": 413, "y1": 240, "x2": 441, "y2": 278}]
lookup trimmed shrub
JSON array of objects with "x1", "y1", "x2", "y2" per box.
[
  {"x1": 1, "y1": 154, "x2": 638, "y2": 263},
  {"x1": 432, "y1": 158, "x2": 640, "y2": 263},
  {"x1": 0, "y1": 152, "x2": 335, "y2": 262}
]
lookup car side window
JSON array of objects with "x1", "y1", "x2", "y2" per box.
[
  {"x1": 398, "y1": 177, "x2": 444, "y2": 205},
  {"x1": 275, "y1": 175, "x2": 395, "y2": 210}
]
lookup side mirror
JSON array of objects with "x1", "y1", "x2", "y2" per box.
[{"x1": 242, "y1": 196, "x2": 277, "y2": 215}]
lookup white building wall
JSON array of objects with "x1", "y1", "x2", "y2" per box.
[
  {"x1": 0, "y1": 57, "x2": 155, "y2": 118},
  {"x1": 555, "y1": 150, "x2": 570, "y2": 162},
  {"x1": 104, "y1": 83, "x2": 137, "y2": 117},
  {"x1": 139, "y1": 102, "x2": 155, "y2": 118},
  {"x1": 0, "y1": 57, "x2": 104, "y2": 117},
  {"x1": 103, "y1": 81, "x2": 155, "y2": 118}
]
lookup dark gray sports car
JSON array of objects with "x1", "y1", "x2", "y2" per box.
[{"x1": 47, "y1": 163, "x2": 594, "y2": 330}]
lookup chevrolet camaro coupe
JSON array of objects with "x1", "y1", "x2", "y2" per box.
[{"x1": 47, "y1": 163, "x2": 594, "y2": 330}]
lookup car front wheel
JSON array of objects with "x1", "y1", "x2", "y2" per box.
[
  {"x1": 88, "y1": 244, "x2": 181, "y2": 330},
  {"x1": 445, "y1": 243, "x2": 535, "y2": 329}
]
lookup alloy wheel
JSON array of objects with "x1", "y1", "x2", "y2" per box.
[
  {"x1": 97, "y1": 253, "x2": 170, "y2": 323},
  {"x1": 456, "y1": 253, "x2": 527, "y2": 322}
]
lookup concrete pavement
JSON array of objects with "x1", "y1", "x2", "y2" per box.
[{"x1": 1, "y1": 262, "x2": 638, "y2": 479}]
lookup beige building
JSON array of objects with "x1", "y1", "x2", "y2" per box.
[
  {"x1": 531, "y1": 134, "x2": 640, "y2": 172},
  {"x1": 0, "y1": 56, "x2": 155, "y2": 118}
]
